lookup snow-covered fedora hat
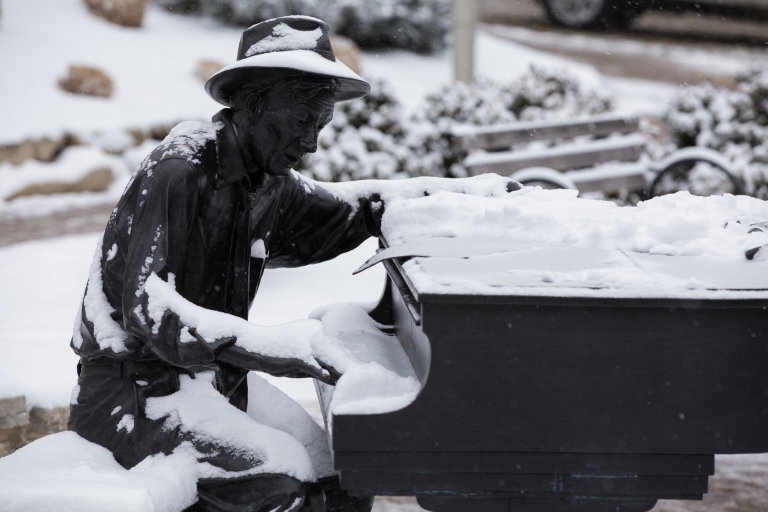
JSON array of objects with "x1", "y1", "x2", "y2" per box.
[{"x1": 206, "y1": 16, "x2": 370, "y2": 106}]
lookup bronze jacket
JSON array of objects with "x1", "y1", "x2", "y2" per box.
[{"x1": 71, "y1": 109, "x2": 382, "y2": 402}]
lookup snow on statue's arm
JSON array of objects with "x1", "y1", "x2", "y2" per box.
[
  {"x1": 302, "y1": 172, "x2": 520, "y2": 208},
  {"x1": 121, "y1": 160, "x2": 355, "y2": 380},
  {"x1": 266, "y1": 172, "x2": 519, "y2": 269},
  {"x1": 142, "y1": 273, "x2": 356, "y2": 382}
]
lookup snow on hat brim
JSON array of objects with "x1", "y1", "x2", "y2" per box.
[{"x1": 205, "y1": 50, "x2": 370, "y2": 106}]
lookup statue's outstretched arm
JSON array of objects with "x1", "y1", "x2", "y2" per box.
[
  {"x1": 267, "y1": 173, "x2": 384, "y2": 268},
  {"x1": 267, "y1": 172, "x2": 518, "y2": 269}
]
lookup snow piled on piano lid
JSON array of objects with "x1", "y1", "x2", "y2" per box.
[{"x1": 377, "y1": 187, "x2": 768, "y2": 299}]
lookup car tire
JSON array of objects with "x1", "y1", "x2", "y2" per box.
[{"x1": 543, "y1": 0, "x2": 639, "y2": 29}]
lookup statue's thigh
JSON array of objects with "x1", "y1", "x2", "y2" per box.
[
  {"x1": 185, "y1": 435, "x2": 265, "y2": 474},
  {"x1": 195, "y1": 473, "x2": 324, "y2": 512},
  {"x1": 246, "y1": 373, "x2": 334, "y2": 478}
]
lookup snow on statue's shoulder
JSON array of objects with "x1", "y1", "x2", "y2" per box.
[
  {"x1": 377, "y1": 187, "x2": 768, "y2": 300},
  {"x1": 155, "y1": 121, "x2": 223, "y2": 166},
  {"x1": 162, "y1": 120, "x2": 221, "y2": 147}
]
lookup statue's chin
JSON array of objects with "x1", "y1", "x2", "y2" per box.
[{"x1": 264, "y1": 166, "x2": 293, "y2": 178}]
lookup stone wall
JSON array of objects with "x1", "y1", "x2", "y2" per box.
[
  {"x1": 0, "y1": 135, "x2": 77, "y2": 166},
  {"x1": 0, "y1": 396, "x2": 69, "y2": 457},
  {"x1": 0, "y1": 122, "x2": 178, "y2": 167}
]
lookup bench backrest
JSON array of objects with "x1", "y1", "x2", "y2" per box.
[{"x1": 451, "y1": 114, "x2": 639, "y2": 152}]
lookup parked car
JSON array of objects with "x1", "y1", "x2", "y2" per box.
[{"x1": 542, "y1": 0, "x2": 768, "y2": 29}]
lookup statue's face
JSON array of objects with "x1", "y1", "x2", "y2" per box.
[{"x1": 239, "y1": 86, "x2": 335, "y2": 177}]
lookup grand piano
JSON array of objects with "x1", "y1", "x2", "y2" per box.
[{"x1": 315, "y1": 231, "x2": 768, "y2": 512}]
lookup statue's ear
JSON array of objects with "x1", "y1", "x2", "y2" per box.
[{"x1": 243, "y1": 91, "x2": 263, "y2": 118}]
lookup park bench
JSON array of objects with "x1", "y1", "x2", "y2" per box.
[{"x1": 452, "y1": 113, "x2": 743, "y2": 197}]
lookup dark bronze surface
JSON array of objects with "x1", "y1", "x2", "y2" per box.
[{"x1": 326, "y1": 258, "x2": 768, "y2": 511}]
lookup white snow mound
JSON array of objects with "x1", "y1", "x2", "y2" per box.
[
  {"x1": 378, "y1": 187, "x2": 768, "y2": 299},
  {"x1": 0, "y1": 431, "x2": 199, "y2": 512}
]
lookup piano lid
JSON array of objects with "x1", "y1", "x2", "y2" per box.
[
  {"x1": 368, "y1": 183, "x2": 768, "y2": 302},
  {"x1": 361, "y1": 236, "x2": 768, "y2": 300}
]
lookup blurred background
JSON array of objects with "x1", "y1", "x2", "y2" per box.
[{"x1": 0, "y1": 1, "x2": 767, "y2": 510}]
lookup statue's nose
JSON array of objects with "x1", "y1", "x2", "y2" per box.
[{"x1": 299, "y1": 127, "x2": 318, "y2": 153}]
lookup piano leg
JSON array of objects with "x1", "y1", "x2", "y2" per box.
[{"x1": 416, "y1": 496, "x2": 658, "y2": 512}]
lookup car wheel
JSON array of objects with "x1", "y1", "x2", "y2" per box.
[{"x1": 543, "y1": 0, "x2": 636, "y2": 29}]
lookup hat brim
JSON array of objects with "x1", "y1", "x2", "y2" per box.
[{"x1": 205, "y1": 50, "x2": 370, "y2": 106}]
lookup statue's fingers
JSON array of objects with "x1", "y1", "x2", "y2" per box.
[
  {"x1": 299, "y1": 360, "x2": 330, "y2": 382},
  {"x1": 318, "y1": 361, "x2": 342, "y2": 386}
]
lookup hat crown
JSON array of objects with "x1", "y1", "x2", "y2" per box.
[
  {"x1": 237, "y1": 16, "x2": 336, "y2": 63},
  {"x1": 205, "y1": 15, "x2": 370, "y2": 106}
]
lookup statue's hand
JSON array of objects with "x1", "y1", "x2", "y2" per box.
[
  {"x1": 265, "y1": 355, "x2": 342, "y2": 385},
  {"x1": 222, "y1": 349, "x2": 342, "y2": 384},
  {"x1": 216, "y1": 319, "x2": 355, "y2": 385},
  {"x1": 317, "y1": 360, "x2": 342, "y2": 385}
]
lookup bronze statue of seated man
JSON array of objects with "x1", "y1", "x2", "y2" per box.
[{"x1": 67, "y1": 15, "x2": 515, "y2": 512}]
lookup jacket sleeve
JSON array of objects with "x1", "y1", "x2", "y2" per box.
[
  {"x1": 121, "y1": 161, "x2": 333, "y2": 378},
  {"x1": 121, "y1": 159, "x2": 218, "y2": 371},
  {"x1": 267, "y1": 174, "x2": 521, "y2": 269},
  {"x1": 267, "y1": 176, "x2": 384, "y2": 268}
]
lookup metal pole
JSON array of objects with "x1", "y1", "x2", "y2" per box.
[{"x1": 454, "y1": 0, "x2": 477, "y2": 83}]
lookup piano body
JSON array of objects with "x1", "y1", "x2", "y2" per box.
[{"x1": 316, "y1": 238, "x2": 768, "y2": 512}]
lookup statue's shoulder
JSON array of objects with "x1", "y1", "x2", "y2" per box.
[
  {"x1": 151, "y1": 120, "x2": 222, "y2": 167},
  {"x1": 121, "y1": 121, "x2": 221, "y2": 205},
  {"x1": 131, "y1": 120, "x2": 222, "y2": 186}
]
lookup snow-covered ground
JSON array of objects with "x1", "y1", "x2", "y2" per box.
[
  {"x1": 483, "y1": 24, "x2": 768, "y2": 80},
  {"x1": 1, "y1": 0, "x2": 682, "y2": 150},
  {"x1": 0, "y1": 0, "x2": 234, "y2": 145}
]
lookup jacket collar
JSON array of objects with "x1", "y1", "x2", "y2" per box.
[{"x1": 213, "y1": 109, "x2": 257, "y2": 190}]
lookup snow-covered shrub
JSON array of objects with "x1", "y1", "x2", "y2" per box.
[
  {"x1": 297, "y1": 78, "x2": 442, "y2": 181},
  {"x1": 331, "y1": 0, "x2": 451, "y2": 53},
  {"x1": 155, "y1": 0, "x2": 317, "y2": 23},
  {"x1": 665, "y1": 69, "x2": 768, "y2": 198},
  {"x1": 155, "y1": 0, "x2": 451, "y2": 53},
  {"x1": 416, "y1": 67, "x2": 612, "y2": 125},
  {"x1": 413, "y1": 66, "x2": 614, "y2": 177},
  {"x1": 300, "y1": 67, "x2": 614, "y2": 181},
  {"x1": 507, "y1": 67, "x2": 613, "y2": 122}
]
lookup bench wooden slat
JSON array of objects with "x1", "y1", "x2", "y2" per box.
[
  {"x1": 566, "y1": 162, "x2": 648, "y2": 194},
  {"x1": 465, "y1": 135, "x2": 646, "y2": 176},
  {"x1": 452, "y1": 114, "x2": 639, "y2": 152}
]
